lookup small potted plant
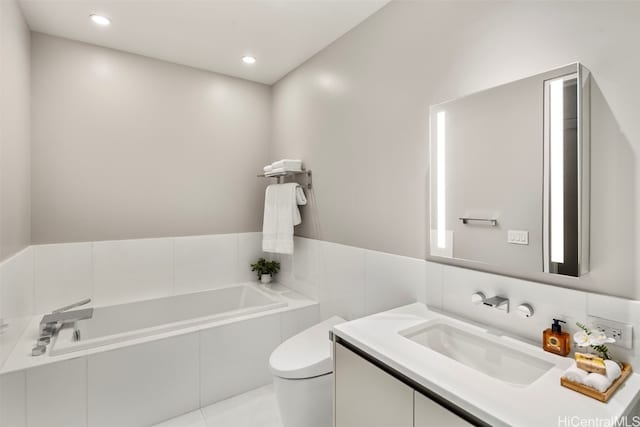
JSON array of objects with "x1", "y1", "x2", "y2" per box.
[{"x1": 250, "y1": 258, "x2": 281, "y2": 284}]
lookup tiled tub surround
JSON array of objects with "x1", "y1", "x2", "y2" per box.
[
  {"x1": 0, "y1": 232, "x2": 264, "y2": 368},
  {"x1": 0, "y1": 287, "x2": 318, "y2": 427}
]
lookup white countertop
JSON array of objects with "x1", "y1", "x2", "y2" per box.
[{"x1": 332, "y1": 303, "x2": 640, "y2": 427}]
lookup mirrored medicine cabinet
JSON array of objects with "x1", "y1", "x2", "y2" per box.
[{"x1": 429, "y1": 63, "x2": 590, "y2": 277}]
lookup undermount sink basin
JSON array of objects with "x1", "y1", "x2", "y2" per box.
[{"x1": 400, "y1": 321, "x2": 554, "y2": 386}]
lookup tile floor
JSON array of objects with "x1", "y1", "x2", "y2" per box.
[{"x1": 153, "y1": 384, "x2": 283, "y2": 427}]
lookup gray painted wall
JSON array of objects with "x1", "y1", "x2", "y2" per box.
[
  {"x1": 0, "y1": 0, "x2": 31, "y2": 262},
  {"x1": 31, "y1": 34, "x2": 271, "y2": 244},
  {"x1": 271, "y1": 1, "x2": 640, "y2": 299}
]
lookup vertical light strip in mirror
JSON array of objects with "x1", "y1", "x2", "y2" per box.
[
  {"x1": 437, "y1": 111, "x2": 446, "y2": 249},
  {"x1": 550, "y1": 78, "x2": 564, "y2": 263}
]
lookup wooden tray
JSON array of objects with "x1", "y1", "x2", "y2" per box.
[{"x1": 560, "y1": 363, "x2": 632, "y2": 402}]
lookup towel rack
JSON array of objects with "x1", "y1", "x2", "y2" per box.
[
  {"x1": 257, "y1": 169, "x2": 312, "y2": 190},
  {"x1": 458, "y1": 217, "x2": 498, "y2": 226}
]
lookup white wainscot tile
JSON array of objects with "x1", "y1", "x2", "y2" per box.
[
  {"x1": 238, "y1": 232, "x2": 266, "y2": 283},
  {"x1": 34, "y1": 243, "x2": 92, "y2": 314},
  {"x1": 364, "y1": 251, "x2": 425, "y2": 315},
  {"x1": 199, "y1": 313, "x2": 281, "y2": 406},
  {"x1": 26, "y1": 357, "x2": 87, "y2": 427},
  {"x1": 318, "y1": 242, "x2": 365, "y2": 321},
  {"x1": 0, "y1": 248, "x2": 34, "y2": 320},
  {"x1": 272, "y1": 238, "x2": 319, "y2": 300},
  {"x1": 425, "y1": 261, "x2": 444, "y2": 309},
  {"x1": 88, "y1": 333, "x2": 199, "y2": 427},
  {"x1": 281, "y1": 305, "x2": 321, "y2": 341},
  {"x1": 92, "y1": 238, "x2": 173, "y2": 306},
  {"x1": 0, "y1": 371, "x2": 26, "y2": 427},
  {"x1": 174, "y1": 234, "x2": 238, "y2": 294},
  {"x1": 290, "y1": 237, "x2": 321, "y2": 300},
  {"x1": 441, "y1": 265, "x2": 588, "y2": 344},
  {"x1": 0, "y1": 249, "x2": 34, "y2": 367},
  {"x1": 152, "y1": 410, "x2": 206, "y2": 427}
]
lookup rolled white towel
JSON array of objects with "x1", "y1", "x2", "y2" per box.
[
  {"x1": 604, "y1": 360, "x2": 622, "y2": 380},
  {"x1": 583, "y1": 360, "x2": 622, "y2": 393},
  {"x1": 562, "y1": 364, "x2": 589, "y2": 384}
]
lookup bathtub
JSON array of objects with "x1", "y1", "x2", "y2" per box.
[{"x1": 50, "y1": 283, "x2": 287, "y2": 356}]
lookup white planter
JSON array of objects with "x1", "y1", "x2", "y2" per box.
[{"x1": 260, "y1": 274, "x2": 273, "y2": 284}]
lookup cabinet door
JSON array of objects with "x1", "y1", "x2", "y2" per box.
[
  {"x1": 335, "y1": 343, "x2": 413, "y2": 427},
  {"x1": 414, "y1": 391, "x2": 472, "y2": 427}
]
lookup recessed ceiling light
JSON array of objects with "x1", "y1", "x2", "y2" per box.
[
  {"x1": 242, "y1": 56, "x2": 256, "y2": 65},
  {"x1": 90, "y1": 14, "x2": 111, "y2": 26}
]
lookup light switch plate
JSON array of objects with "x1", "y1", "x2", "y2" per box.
[{"x1": 507, "y1": 230, "x2": 529, "y2": 245}]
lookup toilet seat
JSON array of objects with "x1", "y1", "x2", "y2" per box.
[{"x1": 269, "y1": 315, "x2": 345, "y2": 380}]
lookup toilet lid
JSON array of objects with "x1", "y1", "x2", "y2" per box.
[{"x1": 269, "y1": 315, "x2": 345, "y2": 380}]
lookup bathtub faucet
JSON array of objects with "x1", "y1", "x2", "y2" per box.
[{"x1": 33, "y1": 299, "x2": 94, "y2": 356}]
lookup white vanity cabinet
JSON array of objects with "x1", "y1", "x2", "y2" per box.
[
  {"x1": 414, "y1": 391, "x2": 472, "y2": 427},
  {"x1": 335, "y1": 342, "x2": 414, "y2": 427},
  {"x1": 335, "y1": 342, "x2": 473, "y2": 427}
]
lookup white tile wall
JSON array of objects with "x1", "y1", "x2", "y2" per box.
[
  {"x1": 270, "y1": 237, "x2": 321, "y2": 300},
  {"x1": 34, "y1": 243, "x2": 92, "y2": 313},
  {"x1": 238, "y1": 232, "x2": 266, "y2": 283},
  {"x1": 0, "y1": 248, "x2": 34, "y2": 321},
  {"x1": 174, "y1": 234, "x2": 239, "y2": 294},
  {"x1": 0, "y1": 248, "x2": 34, "y2": 369},
  {"x1": 2, "y1": 232, "x2": 639, "y2": 425},
  {"x1": 364, "y1": 250, "x2": 426, "y2": 315},
  {"x1": 199, "y1": 313, "x2": 282, "y2": 406},
  {"x1": 26, "y1": 357, "x2": 87, "y2": 427},
  {"x1": 440, "y1": 265, "x2": 588, "y2": 343},
  {"x1": 93, "y1": 238, "x2": 174, "y2": 306},
  {"x1": 424, "y1": 261, "x2": 444, "y2": 309},
  {"x1": 0, "y1": 370, "x2": 26, "y2": 427},
  {"x1": 22, "y1": 233, "x2": 266, "y2": 314},
  {"x1": 318, "y1": 241, "x2": 366, "y2": 320},
  {"x1": 88, "y1": 333, "x2": 200, "y2": 427}
]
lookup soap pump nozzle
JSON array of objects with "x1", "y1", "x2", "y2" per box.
[{"x1": 552, "y1": 318, "x2": 566, "y2": 333}]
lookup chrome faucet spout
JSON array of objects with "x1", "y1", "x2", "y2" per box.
[
  {"x1": 483, "y1": 296, "x2": 509, "y2": 313},
  {"x1": 52, "y1": 298, "x2": 91, "y2": 314}
]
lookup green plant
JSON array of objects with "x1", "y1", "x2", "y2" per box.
[{"x1": 250, "y1": 258, "x2": 281, "y2": 279}]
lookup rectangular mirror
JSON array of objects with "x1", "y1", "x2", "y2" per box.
[{"x1": 429, "y1": 63, "x2": 590, "y2": 277}]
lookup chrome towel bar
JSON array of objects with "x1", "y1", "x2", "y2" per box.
[{"x1": 459, "y1": 217, "x2": 498, "y2": 226}]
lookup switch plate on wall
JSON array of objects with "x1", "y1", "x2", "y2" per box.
[
  {"x1": 588, "y1": 316, "x2": 633, "y2": 350},
  {"x1": 507, "y1": 230, "x2": 529, "y2": 245}
]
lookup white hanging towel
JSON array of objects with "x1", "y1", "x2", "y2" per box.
[{"x1": 262, "y1": 183, "x2": 307, "y2": 254}]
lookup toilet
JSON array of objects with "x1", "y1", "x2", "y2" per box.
[{"x1": 269, "y1": 316, "x2": 345, "y2": 427}]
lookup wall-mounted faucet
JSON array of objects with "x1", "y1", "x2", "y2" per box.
[{"x1": 482, "y1": 296, "x2": 509, "y2": 313}]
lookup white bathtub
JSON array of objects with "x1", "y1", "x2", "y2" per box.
[{"x1": 50, "y1": 283, "x2": 287, "y2": 355}]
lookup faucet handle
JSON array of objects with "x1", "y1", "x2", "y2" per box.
[{"x1": 471, "y1": 292, "x2": 486, "y2": 305}]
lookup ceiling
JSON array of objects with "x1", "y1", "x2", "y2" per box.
[{"x1": 19, "y1": 0, "x2": 390, "y2": 85}]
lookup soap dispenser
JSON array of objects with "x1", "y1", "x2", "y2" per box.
[{"x1": 543, "y1": 319, "x2": 571, "y2": 356}]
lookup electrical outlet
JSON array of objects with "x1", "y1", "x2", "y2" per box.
[{"x1": 587, "y1": 316, "x2": 633, "y2": 350}]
